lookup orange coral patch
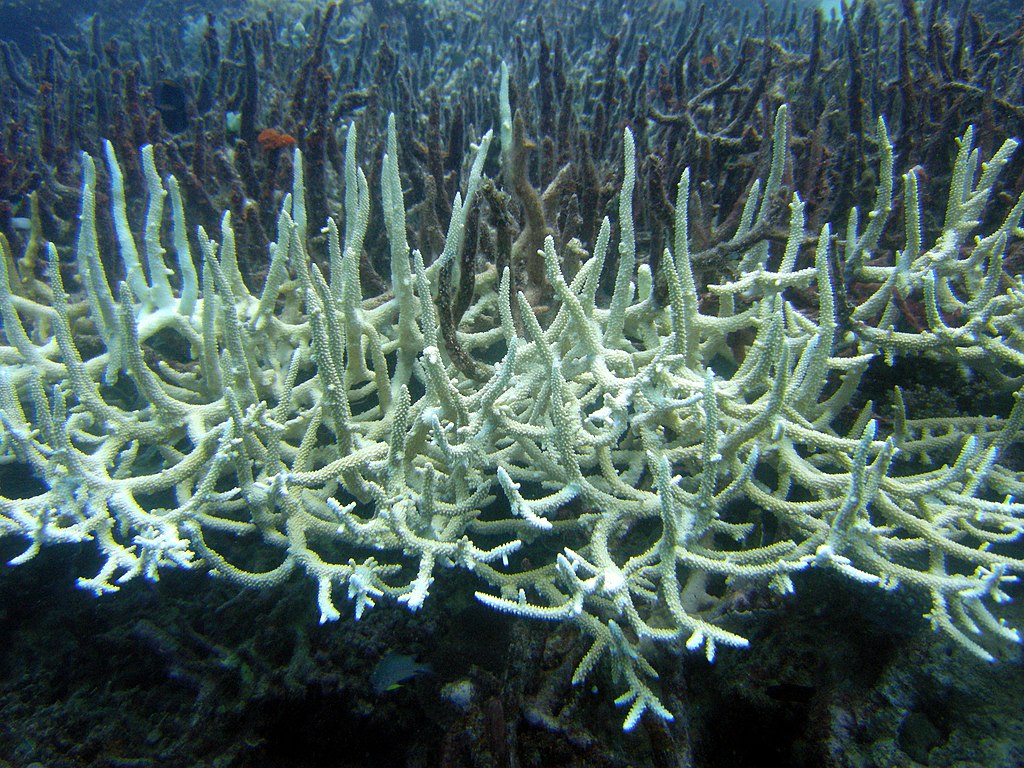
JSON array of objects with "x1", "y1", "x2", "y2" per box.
[{"x1": 257, "y1": 128, "x2": 297, "y2": 152}]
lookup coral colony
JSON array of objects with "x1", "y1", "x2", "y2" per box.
[{"x1": 1, "y1": 0, "x2": 1023, "y2": 739}]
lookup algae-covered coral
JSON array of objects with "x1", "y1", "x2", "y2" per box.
[{"x1": 1, "y1": 0, "x2": 1023, "y2": 763}]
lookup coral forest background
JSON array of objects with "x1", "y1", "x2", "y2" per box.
[{"x1": 1, "y1": 0, "x2": 1024, "y2": 766}]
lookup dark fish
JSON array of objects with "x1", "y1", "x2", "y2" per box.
[
  {"x1": 154, "y1": 79, "x2": 189, "y2": 133},
  {"x1": 370, "y1": 653, "x2": 432, "y2": 694}
]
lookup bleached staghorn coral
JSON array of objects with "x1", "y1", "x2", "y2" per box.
[{"x1": 1, "y1": 100, "x2": 1023, "y2": 730}]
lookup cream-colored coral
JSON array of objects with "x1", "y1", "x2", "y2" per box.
[{"x1": 1, "y1": 97, "x2": 1022, "y2": 731}]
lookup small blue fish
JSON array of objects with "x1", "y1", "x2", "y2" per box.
[{"x1": 370, "y1": 653, "x2": 432, "y2": 694}]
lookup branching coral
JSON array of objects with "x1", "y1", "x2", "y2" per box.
[{"x1": 1, "y1": 90, "x2": 1023, "y2": 730}]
